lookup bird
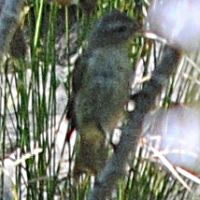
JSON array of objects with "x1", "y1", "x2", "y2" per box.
[{"x1": 66, "y1": 10, "x2": 140, "y2": 176}]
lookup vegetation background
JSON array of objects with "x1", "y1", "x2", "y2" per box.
[{"x1": 0, "y1": 0, "x2": 200, "y2": 199}]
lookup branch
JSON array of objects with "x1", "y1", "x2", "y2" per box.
[
  {"x1": 88, "y1": 45, "x2": 182, "y2": 200},
  {"x1": 0, "y1": 0, "x2": 23, "y2": 57}
]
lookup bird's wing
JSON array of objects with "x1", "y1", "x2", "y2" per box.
[
  {"x1": 66, "y1": 53, "x2": 88, "y2": 141},
  {"x1": 72, "y1": 54, "x2": 88, "y2": 94}
]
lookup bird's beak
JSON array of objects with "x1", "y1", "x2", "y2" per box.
[{"x1": 130, "y1": 20, "x2": 143, "y2": 35}]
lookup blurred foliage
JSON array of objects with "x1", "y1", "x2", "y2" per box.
[{"x1": 0, "y1": 0, "x2": 200, "y2": 199}]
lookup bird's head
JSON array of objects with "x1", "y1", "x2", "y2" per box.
[{"x1": 89, "y1": 10, "x2": 140, "y2": 48}]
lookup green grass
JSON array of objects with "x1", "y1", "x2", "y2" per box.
[{"x1": 0, "y1": 0, "x2": 200, "y2": 199}]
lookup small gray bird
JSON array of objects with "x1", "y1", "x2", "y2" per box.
[{"x1": 67, "y1": 10, "x2": 140, "y2": 175}]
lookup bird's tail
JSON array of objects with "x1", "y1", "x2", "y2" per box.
[{"x1": 73, "y1": 123, "x2": 109, "y2": 176}]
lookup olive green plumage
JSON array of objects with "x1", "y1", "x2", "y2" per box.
[{"x1": 69, "y1": 10, "x2": 140, "y2": 175}]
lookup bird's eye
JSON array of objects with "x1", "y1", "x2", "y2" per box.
[{"x1": 115, "y1": 25, "x2": 127, "y2": 33}]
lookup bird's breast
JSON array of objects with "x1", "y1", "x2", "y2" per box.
[{"x1": 76, "y1": 47, "x2": 131, "y2": 126}]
